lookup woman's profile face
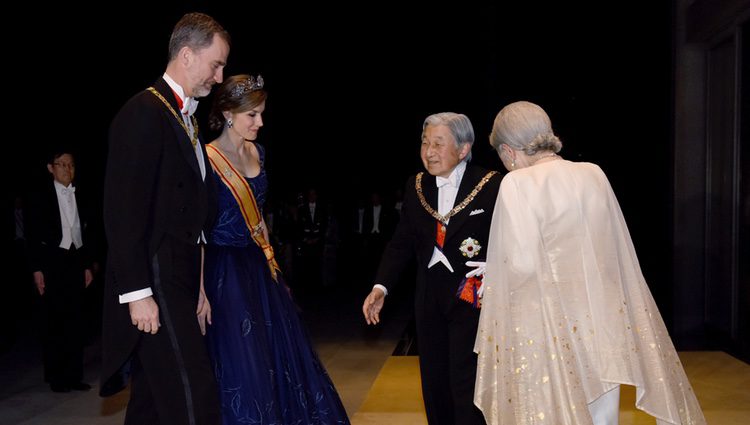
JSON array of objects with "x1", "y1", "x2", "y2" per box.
[{"x1": 228, "y1": 100, "x2": 266, "y2": 141}]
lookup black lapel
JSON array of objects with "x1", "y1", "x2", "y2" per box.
[{"x1": 46, "y1": 181, "x2": 63, "y2": 240}]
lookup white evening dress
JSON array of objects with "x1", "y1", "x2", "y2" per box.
[{"x1": 474, "y1": 159, "x2": 706, "y2": 425}]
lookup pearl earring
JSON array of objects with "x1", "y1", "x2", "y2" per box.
[
  {"x1": 227, "y1": 118, "x2": 233, "y2": 128},
  {"x1": 511, "y1": 160, "x2": 515, "y2": 170}
]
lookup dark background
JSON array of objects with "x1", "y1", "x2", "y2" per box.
[{"x1": 8, "y1": 2, "x2": 673, "y2": 306}]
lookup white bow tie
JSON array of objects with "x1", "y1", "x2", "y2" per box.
[
  {"x1": 61, "y1": 186, "x2": 76, "y2": 196},
  {"x1": 181, "y1": 97, "x2": 199, "y2": 116},
  {"x1": 436, "y1": 176, "x2": 454, "y2": 188}
]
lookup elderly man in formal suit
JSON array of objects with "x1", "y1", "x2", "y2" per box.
[
  {"x1": 101, "y1": 12, "x2": 228, "y2": 425},
  {"x1": 363, "y1": 112, "x2": 501, "y2": 425},
  {"x1": 26, "y1": 149, "x2": 97, "y2": 393}
]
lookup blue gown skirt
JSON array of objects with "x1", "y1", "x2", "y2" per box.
[{"x1": 204, "y1": 243, "x2": 350, "y2": 425}]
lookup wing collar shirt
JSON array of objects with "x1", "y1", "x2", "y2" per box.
[
  {"x1": 53, "y1": 180, "x2": 83, "y2": 250},
  {"x1": 371, "y1": 205, "x2": 381, "y2": 233},
  {"x1": 427, "y1": 160, "x2": 467, "y2": 272},
  {"x1": 163, "y1": 73, "x2": 206, "y2": 181},
  {"x1": 309, "y1": 202, "x2": 316, "y2": 222}
]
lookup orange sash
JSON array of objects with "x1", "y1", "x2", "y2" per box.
[{"x1": 206, "y1": 144, "x2": 280, "y2": 281}]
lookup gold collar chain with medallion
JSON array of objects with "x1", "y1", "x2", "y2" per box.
[
  {"x1": 147, "y1": 87, "x2": 199, "y2": 148},
  {"x1": 415, "y1": 171, "x2": 497, "y2": 225}
]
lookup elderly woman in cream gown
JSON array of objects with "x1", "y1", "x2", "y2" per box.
[{"x1": 474, "y1": 101, "x2": 706, "y2": 425}]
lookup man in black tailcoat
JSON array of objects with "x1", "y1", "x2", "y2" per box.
[
  {"x1": 26, "y1": 149, "x2": 97, "y2": 392},
  {"x1": 100, "y1": 12, "x2": 229, "y2": 425},
  {"x1": 363, "y1": 112, "x2": 500, "y2": 425}
]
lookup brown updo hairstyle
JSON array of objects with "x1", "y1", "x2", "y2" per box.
[{"x1": 209, "y1": 74, "x2": 268, "y2": 131}]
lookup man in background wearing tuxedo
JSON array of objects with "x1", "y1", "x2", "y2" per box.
[{"x1": 26, "y1": 149, "x2": 96, "y2": 393}]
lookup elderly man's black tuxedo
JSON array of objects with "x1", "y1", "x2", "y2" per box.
[{"x1": 375, "y1": 164, "x2": 500, "y2": 425}]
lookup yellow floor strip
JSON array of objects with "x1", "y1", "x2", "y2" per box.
[
  {"x1": 352, "y1": 356, "x2": 427, "y2": 424},
  {"x1": 353, "y1": 351, "x2": 750, "y2": 425}
]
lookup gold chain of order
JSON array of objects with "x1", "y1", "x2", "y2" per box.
[
  {"x1": 416, "y1": 170, "x2": 497, "y2": 225},
  {"x1": 147, "y1": 87, "x2": 199, "y2": 147}
]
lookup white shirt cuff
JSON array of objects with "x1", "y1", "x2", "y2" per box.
[
  {"x1": 373, "y1": 284, "x2": 388, "y2": 297},
  {"x1": 119, "y1": 288, "x2": 153, "y2": 304}
]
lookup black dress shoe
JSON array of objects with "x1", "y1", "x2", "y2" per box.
[
  {"x1": 70, "y1": 382, "x2": 92, "y2": 391},
  {"x1": 50, "y1": 384, "x2": 71, "y2": 393}
]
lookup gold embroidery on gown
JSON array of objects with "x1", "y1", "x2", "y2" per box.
[{"x1": 474, "y1": 160, "x2": 706, "y2": 425}]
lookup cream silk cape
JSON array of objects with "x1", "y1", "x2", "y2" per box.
[{"x1": 474, "y1": 160, "x2": 705, "y2": 425}]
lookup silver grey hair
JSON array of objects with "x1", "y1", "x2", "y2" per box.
[
  {"x1": 421, "y1": 112, "x2": 475, "y2": 162},
  {"x1": 489, "y1": 101, "x2": 562, "y2": 155}
]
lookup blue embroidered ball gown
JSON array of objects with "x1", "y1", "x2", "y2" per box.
[{"x1": 204, "y1": 144, "x2": 349, "y2": 425}]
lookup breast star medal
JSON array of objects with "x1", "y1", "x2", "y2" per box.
[{"x1": 460, "y1": 237, "x2": 482, "y2": 258}]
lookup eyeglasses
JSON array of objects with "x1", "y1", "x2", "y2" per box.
[{"x1": 53, "y1": 162, "x2": 75, "y2": 169}]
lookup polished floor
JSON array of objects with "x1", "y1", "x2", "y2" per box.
[
  {"x1": 0, "y1": 278, "x2": 413, "y2": 424},
  {"x1": 2, "y1": 281, "x2": 748, "y2": 424},
  {"x1": 353, "y1": 351, "x2": 750, "y2": 424}
]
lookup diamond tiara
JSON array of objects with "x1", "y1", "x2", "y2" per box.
[{"x1": 230, "y1": 75, "x2": 264, "y2": 98}]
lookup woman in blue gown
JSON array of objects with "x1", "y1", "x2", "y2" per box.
[{"x1": 202, "y1": 74, "x2": 350, "y2": 425}]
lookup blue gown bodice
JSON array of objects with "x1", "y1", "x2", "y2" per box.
[{"x1": 208, "y1": 143, "x2": 268, "y2": 247}]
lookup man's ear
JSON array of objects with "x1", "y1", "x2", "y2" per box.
[
  {"x1": 459, "y1": 143, "x2": 471, "y2": 160},
  {"x1": 179, "y1": 46, "x2": 193, "y2": 66}
]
